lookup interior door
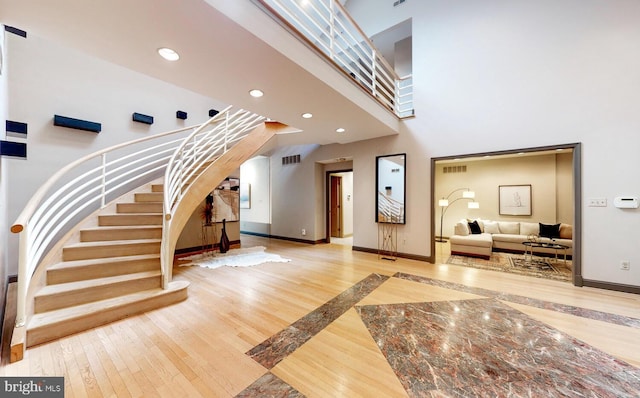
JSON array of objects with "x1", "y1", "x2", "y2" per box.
[{"x1": 330, "y1": 175, "x2": 342, "y2": 238}]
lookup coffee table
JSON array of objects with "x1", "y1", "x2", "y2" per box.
[{"x1": 522, "y1": 241, "x2": 570, "y2": 264}]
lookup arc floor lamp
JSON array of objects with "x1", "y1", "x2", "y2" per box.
[{"x1": 437, "y1": 188, "x2": 479, "y2": 243}]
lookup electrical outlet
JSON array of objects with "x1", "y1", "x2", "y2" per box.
[
  {"x1": 301, "y1": 229, "x2": 306, "y2": 236},
  {"x1": 620, "y1": 260, "x2": 630, "y2": 271},
  {"x1": 588, "y1": 198, "x2": 607, "y2": 207}
]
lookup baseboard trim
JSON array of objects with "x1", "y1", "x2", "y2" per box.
[
  {"x1": 581, "y1": 279, "x2": 640, "y2": 295},
  {"x1": 352, "y1": 246, "x2": 432, "y2": 263},
  {"x1": 175, "y1": 240, "x2": 241, "y2": 256},
  {"x1": 240, "y1": 231, "x2": 321, "y2": 245}
]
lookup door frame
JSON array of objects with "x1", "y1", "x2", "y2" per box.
[
  {"x1": 325, "y1": 169, "x2": 353, "y2": 243},
  {"x1": 431, "y1": 142, "x2": 582, "y2": 286}
]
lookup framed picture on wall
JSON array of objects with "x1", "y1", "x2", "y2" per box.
[{"x1": 499, "y1": 184, "x2": 531, "y2": 215}]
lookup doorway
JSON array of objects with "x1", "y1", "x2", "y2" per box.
[
  {"x1": 431, "y1": 143, "x2": 582, "y2": 286},
  {"x1": 326, "y1": 170, "x2": 354, "y2": 246}
]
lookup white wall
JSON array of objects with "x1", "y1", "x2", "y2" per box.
[
  {"x1": 0, "y1": 26, "x2": 9, "y2": 308},
  {"x1": 4, "y1": 32, "x2": 225, "y2": 273},
  {"x1": 269, "y1": 144, "x2": 320, "y2": 239},
  {"x1": 240, "y1": 156, "x2": 271, "y2": 224},
  {"x1": 342, "y1": 0, "x2": 640, "y2": 285}
]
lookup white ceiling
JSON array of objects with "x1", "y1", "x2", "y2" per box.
[{"x1": 0, "y1": 0, "x2": 400, "y2": 146}]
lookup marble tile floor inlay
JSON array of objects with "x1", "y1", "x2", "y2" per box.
[
  {"x1": 357, "y1": 298, "x2": 640, "y2": 397},
  {"x1": 246, "y1": 273, "x2": 389, "y2": 369},
  {"x1": 240, "y1": 272, "x2": 640, "y2": 397},
  {"x1": 235, "y1": 373, "x2": 304, "y2": 398},
  {"x1": 395, "y1": 272, "x2": 640, "y2": 329}
]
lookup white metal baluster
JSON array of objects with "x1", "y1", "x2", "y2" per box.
[
  {"x1": 371, "y1": 49, "x2": 377, "y2": 98},
  {"x1": 224, "y1": 111, "x2": 229, "y2": 152},
  {"x1": 329, "y1": 0, "x2": 335, "y2": 61},
  {"x1": 101, "y1": 153, "x2": 107, "y2": 208},
  {"x1": 178, "y1": 151, "x2": 185, "y2": 201}
]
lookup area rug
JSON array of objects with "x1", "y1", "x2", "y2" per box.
[
  {"x1": 180, "y1": 246, "x2": 291, "y2": 269},
  {"x1": 446, "y1": 252, "x2": 572, "y2": 282}
]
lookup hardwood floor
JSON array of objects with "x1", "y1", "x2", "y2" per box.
[{"x1": 2, "y1": 235, "x2": 639, "y2": 397}]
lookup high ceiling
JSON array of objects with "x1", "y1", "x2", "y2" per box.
[{"x1": 0, "y1": 0, "x2": 399, "y2": 146}]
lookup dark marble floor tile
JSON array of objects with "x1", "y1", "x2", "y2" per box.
[
  {"x1": 246, "y1": 326, "x2": 313, "y2": 370},
  {"x1": 356, "y1": 299, "x2": 639, "y2": 397},
  {"x1": 235, "y1": 373, "x2": 305, "y2": 398},
  {"x1": 394, "y1": 272, "x2": 640, "y2": 329},
  {"x1": 247, "y1": 273, "x2": 389, "y2": 369}
]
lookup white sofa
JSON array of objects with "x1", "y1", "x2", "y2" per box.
[{"x1": 449, "y1": 219, "x2": 573, "y2": 260}]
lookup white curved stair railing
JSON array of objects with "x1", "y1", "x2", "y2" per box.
[
  {"x1": 10, "y1": 105, "x2": 293, "y2": 361},
  {"x1": 10, "y1": 123, "x2": 209, "y2": 329},
  {"x1": 161, "y1": 108, "x2": 295, "y2": 287}
]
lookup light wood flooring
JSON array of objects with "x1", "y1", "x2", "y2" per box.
[{"x1": 1, "y1": 236, "x2": 639, "y2": 397}]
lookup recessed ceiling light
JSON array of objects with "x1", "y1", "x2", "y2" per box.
[
  {"x1": 302, "y1": 113, "x2": 313, "y2": 119},
  {"x1": 336, "y1": 128, "x2": 345, "y2": 133},
  {"x1": 249, "y1": 89, "x2": 264, "y2": 98},
  {"x1": 157, "y1": 47, "x2": 179, "y2": 61}
]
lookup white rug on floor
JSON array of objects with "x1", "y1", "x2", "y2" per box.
[{"x1": 180, "y1": 246, "x2": 291, "y2": 269}]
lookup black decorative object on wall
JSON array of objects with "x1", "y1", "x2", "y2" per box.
[
  {"x1": 176, "y1": 110, "x2": 188, "y2": 120},
  {"x1": 219, "y1": 218, "x2": 230, "y2": 253},
  {"x1": 6, "y1": 120, "x2": 28, "y2": 136},
  {"x1": 4, "y1": 25, "x2": 27, "y2": 38},
  {"x1": 53, "y1": 115, "x2": 101, "y2": 133},
  {"x1": 0, "y1": 140, "x2": 27, "y2": 158},
  {"x1": 209, "y1": 109, "x2": 219, "y2": 117},
  {"x1": 132, "y1": 112, "x2": 154, "y2": 125}
]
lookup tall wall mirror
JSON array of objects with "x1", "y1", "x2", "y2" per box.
[{"x1": 376, "y1": 153, "x2": 406, "y2": 224}]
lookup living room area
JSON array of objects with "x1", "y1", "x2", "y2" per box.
[{"x1": 433, "y1": 145, "x2": 577, "y2": 282}]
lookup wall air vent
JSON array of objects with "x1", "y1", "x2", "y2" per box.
[
  {"x1": 282, "y1": 154, "x2": 301, "y2": 165},
  {"x1": 443, "y1": 165, "x2": 467, "y2": 174},
  {"x1": 393, "y1": 0, "x2": 407, "y2": 6}
]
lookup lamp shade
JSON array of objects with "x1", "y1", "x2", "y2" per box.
[
  {"x1": 462, "y1": 191, "x2": 475, "y2": 199},
  {"x1": 467, "y1": 201, "x2": 480, "y2": 209},
  {"x1": 438, "y1": 199, "x2": 449, "y2": 207}
]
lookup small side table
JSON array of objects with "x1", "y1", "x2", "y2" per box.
[
  {"x1": 202, "y1": 222, "x2": 217, "y2": 254},
  {"x1": 378, "y1": 221, "x2": 397, "y2": 261},
  {"x1": 522, "y1": 241, "x2": 569, "y2": 264}
]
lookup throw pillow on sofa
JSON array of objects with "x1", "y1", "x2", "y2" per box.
[
  {"x1": 559, "y1": 223, "x2": 572, "y2": 239},
  {"x1": 539, "y1": 223, "x2": 561, "y2": 238},
  {"x1": 498, "y1": 221, "x2": 520, "y2": 235},
  {"x1": 520, "y1": 222, "x2": 539, "y2": 236},
  {"x1": 466, "y1": 218, "x2": 484, "y2": 231},
  {"x1": 468, "y1": 220, "x2": 482, "y2": 234},
  {"x1": 454, "y1": 220, "x2": 470, "y2": 236},
  {"x1": 483, "y1": 221, "x2": 500, "y2": 234}
]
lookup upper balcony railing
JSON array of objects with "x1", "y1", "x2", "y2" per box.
[{"x1": 254, "y1": 0, "x2": 414, "y2": 118}]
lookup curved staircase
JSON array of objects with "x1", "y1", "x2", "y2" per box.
[
  {"x1": 10, "y1": 108, "x2": 296, "y2": 362},
  {"x1": 14, "y1": 183, "x2": 189, "y2": 357}
]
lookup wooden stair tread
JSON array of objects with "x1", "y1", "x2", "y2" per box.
[
  {"x1": 48, "y1": 254, "x2": 160, "y2": 270},
  {"x1": 28, "y1": 281, "x2": 189, "y2": 330},
  {"x1": 81, "y1": 225, "x2": 162, "y2": 232},
  {"x1": 36, "y1": 271, "x2": 161, "y2": 297},
  {"x1": 66, "y1": 238, "x2": 161, "y2": 248}
]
